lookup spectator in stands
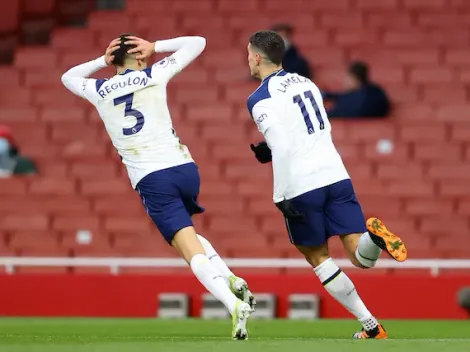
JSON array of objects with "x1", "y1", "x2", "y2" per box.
[
  {"x1": 271, "y1": 23, "x2": 312, "y2": 79},
  {"x1": 323, "y1": 61, "x2": 390, "y2": 118},
  {"x1": 0, "y1": 126, "x2": 37, "y2": 177}
]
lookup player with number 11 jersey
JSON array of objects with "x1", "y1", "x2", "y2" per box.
[{"x1": 246, "y1": 30, "x2": 409, "y2": 339}]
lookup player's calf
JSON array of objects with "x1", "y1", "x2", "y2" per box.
[
  {"x1": 298, "y1": 244, "x2": 382, "y2": 338},
  {"x1": 173, "y1": 228, "x2": 241, "y2": 327}
]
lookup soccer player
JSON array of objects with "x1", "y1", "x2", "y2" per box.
[
  {"x1": 61, "y1": 35, "x2": 254, "y2": 339},
  {"x1": 246, "y1": 30, "x2": 408, "y2": 339}
]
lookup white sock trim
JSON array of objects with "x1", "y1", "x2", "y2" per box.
[
  {"x1": 355, "y1": 232, "x2": 381, "y2": 268},
  {"x1": 355, "y1": 247, "x2": 377, "y2": 268}
]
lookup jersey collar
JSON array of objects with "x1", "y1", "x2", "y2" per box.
[
  {"x1": 119, "y1": 69, "x2": 135, "y2": 75},
  {"x1": 261, "y1": 69, "x2": 285, "y2": 83}
]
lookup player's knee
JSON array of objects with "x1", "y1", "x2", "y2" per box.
[
  {"x1": 171, "y1": 226, "x2": 206, "y2": 263},
  {"x1": 297, "y1": 244, "x2": 330, "y2": 268}
]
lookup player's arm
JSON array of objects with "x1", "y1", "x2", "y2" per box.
[
  {"x1": 61, "y1": 56, "x2": 106, "y2": 101},
  {"x1": 125, "y1": 36, "x2": 206, "y2": 84},
  {"x1": 252, "y1": 102, "x2": 304, "y2": 220},
  {"x1": 61, "y1": 39, "x2": 119, "y2": 102},
  {"x1": 252, "y1": 102, "x2": 290, "y2": 204}
]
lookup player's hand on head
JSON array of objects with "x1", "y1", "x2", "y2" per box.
[
  {"x1": 275, "y1": 199, "x2": 305, "y2": 222},
  {"x1": 124, "y1": 36, "x2": 154, "y2": 60},
  {"x1": 105, "y1": 38, "x2": 121, "y2": 66}
]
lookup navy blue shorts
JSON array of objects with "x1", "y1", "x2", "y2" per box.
[
  {"x1": 285, "y1": 179, "x2": 367, "y2": 247},
  {"x1": 135, "y1": 162, "x2": 205, "y2": 244}
]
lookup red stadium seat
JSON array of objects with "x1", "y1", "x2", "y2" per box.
[
  {"x1": 51, "y1": 29, "x2": 96, "y2": 50},
  {"x1": 21, "y1": 0, "x2": 56, "y2": 45},
  {"x1": 0, "y1": 67, "x2": 21, "y2": 86},
  {"x1": 0, "y1": 88, "x2": 31, "y2": 107},
  {"x1": 14, "y1": 47, "x2": 57, "y2": 68},
  {"x1": 53, "y1": 215, "x2": 101, "y2": 233},
  {"x1": 0, "y1": 1, "x2": 20, "y2": 63},
  {"x1": 0, "y1": 107, "x2": 39, "y2": 122},
  {"x1": 29, "y1": 178, "x2": 76, "y2": 196},
  {"x1": 1, "y1": 215, "x2": 49, "y2": 232}
]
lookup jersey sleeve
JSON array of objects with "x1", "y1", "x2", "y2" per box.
[
  {"x1": 61, "y1": 56, "x2": 107, "y2": 105},
  {"x1": 146, "y1": 36, "x2": 206, "y2": 85},
  {"x1": 252, "y1": 101, "x2": 291, "y2": 203},
  {"x1": 251, "y1": 100, "x2": 278, "y2": 135}
]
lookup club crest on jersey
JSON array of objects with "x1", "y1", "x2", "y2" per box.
[
  {"x1": 156, "y1": 59, "x2": 169, "y2": 68},
  {"x1": 156, "y1": 57, "x2": 176, "y2": 68}
]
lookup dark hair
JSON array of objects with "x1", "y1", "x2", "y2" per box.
[
  {"x1": 348, "y1": 61, "x2": 369, "y2": 85},
  {"x1": 270, "y1": 23, "x2": 293, "y2": 37},
  {"x1": 249, "y1": 30, "x2": 286, "y2": 66},
  {"x1": 113, "y1": 33, "x2": 137, "y2": 67}
]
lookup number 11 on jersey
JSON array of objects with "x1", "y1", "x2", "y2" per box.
[{"x1": 293, "y1": 90, "x2": 325, "y2": 134}]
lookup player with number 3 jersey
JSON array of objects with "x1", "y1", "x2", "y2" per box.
[
  {"x1": 246, "y1": 31, "x2": 409, "y2": 339},
  {"x1": 62, "y1": 35, "x2": 254, "y2": 340}
]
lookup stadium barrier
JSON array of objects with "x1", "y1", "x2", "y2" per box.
[{"x1": 0, "y1": 258, "x2": 469, "y2": 319}]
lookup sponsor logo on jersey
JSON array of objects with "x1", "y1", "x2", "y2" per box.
[{"x1": 256, "y1": 113, "x2": 267, "y2": 124}]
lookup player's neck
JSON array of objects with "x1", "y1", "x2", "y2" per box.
[
  {"x1": 259, "y1": 66, "x2": 283, "y2": 82},
  {"x1": 116, "y1": 64, "x2": 141, "y2": 75}
]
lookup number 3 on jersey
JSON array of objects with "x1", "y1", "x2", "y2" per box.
[
  {"x1": 114, "y1": 93, "x2": 145, "y2": 135},
  {"x1": 293, "y1": 90, "x2": 325, "y2": 134}
]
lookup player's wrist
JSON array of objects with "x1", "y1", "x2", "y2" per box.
[{"x1": 95, "y1": 56, "x2": 108, "y2": 68}]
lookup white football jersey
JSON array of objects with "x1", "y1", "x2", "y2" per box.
[
  {"x1": 247, "y1": 69, "x2": 349, "y2": 202},
  {"x1": 61, "y1": 37, "x2": 206, "y2": 188}
]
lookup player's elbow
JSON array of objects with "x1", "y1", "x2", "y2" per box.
[
  {"x1": 60, "y1": 72, "x2": 69, "y2": 87},
  {"x1": 194, "y1": 36, "x2": 206, "y2": 51}
]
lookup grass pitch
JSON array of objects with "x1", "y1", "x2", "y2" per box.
[{"x1": 0, "y1": 318, "x2": 469, "y2": 352}]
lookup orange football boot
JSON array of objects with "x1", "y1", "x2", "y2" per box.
[
  {"x1": 366, "y1": 217, "x2": 407, "y2": 262},
  {"x1": 353, "y1": 323, "x2": 388, "y2": 339}
]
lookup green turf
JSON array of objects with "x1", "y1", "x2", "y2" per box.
[{"x1": 0, "y1": 318, "x2": 469, "y2": 352}]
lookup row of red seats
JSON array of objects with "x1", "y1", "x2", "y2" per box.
[
  {"x1": 0, "y1": 0, "x2": 92, "y2": 63},
  {"x1": 1, "y1": 213, "x2": 470, "y2": 257},
  {"x1": 1, "y1": 0, "x2": 469, "y2": 260},
  {"x1": 0, "y1": 84, "x2": 470, "y2": 111},
  {"x1": 1, "y1": 176, "x2": 469, "y2": 209},
  {"x1": 2, "y1": 109, "x2": 470, "y2": 139},
  {"x1": 10, "y1": 39, "x2": 470, "y2": 69},
  {"x1": 1, "y1": 192, "x2": 469, "y2": 217},
  {"x1": 125, "y1": 0, "x2": 467, "y2": 13},
  {"x1": 1, "y1": 94, "x2": 470, "y2": 119}
]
